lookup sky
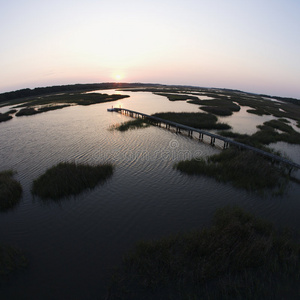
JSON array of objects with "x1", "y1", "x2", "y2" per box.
[{"x1": 1, "y1": 0, "x2": 300, "y2": 98}]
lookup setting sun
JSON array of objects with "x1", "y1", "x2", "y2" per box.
[{"x1": 114, "y1": 74, "x2": 122, "y2": 81}]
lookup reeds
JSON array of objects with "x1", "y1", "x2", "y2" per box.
[
  {"x1": 113, "y1": 119, "x2": 150, "y2": 131},
  {"x1": 152, "y1": 112, "x2": 231, "y2": 130},
  {"x1": 175, "y1": 149, "x2": 286, "y2": 192},
  {"x1": 108, "y1": 206, "x2": 300, "y2": 299},
  {"x1": 13, "y1": 93, "x2": 130, "y2": 118},
  {"x1": 220, "y1": 118, "x2": 300, "y2": 152},
  {"x1": 200, "y1": 106, "x2": 234, "y2": 116},
  {"x1": 0, "y1": 170, "x2": 22, "y2": 211},
  {"x1": 0, "y1": 113, "x2": 12, "y2": 122},
  {"x1": 188, "y1": 98, "x2": 241, "y2": 116},
  {"x1": 31, "y1": 162, "x2": 113, "y2": 200},
  {"x1": 0, "y1": 109, "x2": 16, "y2": 122},
  {"x1": 15, "y1": 105, "x2": 71, "y2": 117},
  {"x1": 15, "y1": 92, "x2": 129, "y2": 108},
  {"x1": 154, "y1": 92, "x2": 199, "y2": 101}
]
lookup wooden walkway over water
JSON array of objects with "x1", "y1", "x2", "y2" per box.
[{"x1": 111, "y1": 107, "x2": 300, "y2": 171}]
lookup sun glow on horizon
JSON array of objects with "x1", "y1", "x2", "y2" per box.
[
  {"x1": 1, "y1": 1, "x2": 300, "y2": 98},
  {"x1": 114, "y1": 73, "x2": 123, "y2": 82}
]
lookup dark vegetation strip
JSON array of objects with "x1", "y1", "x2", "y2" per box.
[
  {"x1": 0, "y1": 113, "x2": 12, "y2": 123},
  {"x1": 108, "y1": 206, "x2": 300, "y2": 299},
  {"x1": 113, "y1": 119, "x2": 150, "y2": 131},
  {"x1": 0, "y1": 170, "x2": 22, "y2": 211},
  {"x1": 155, "y1": 92, "x2": 241, "y2": 116},
  {"x1": 15, "y1": 93, "x2": 129, "y2": 109},
  {"x1": 32, "y1": 162, "x2": 114, "y2": 200},
  {"x1": 15, "y1": 105, "x2": 70, "y2": 116},
  {"x1": 112, "y1": 112, "x2": 231, "y2": 131},
  {"x1": 260, "y1": 94, "x2": 300, "y2": 106},
  {"x1": 200, "y1": 106, "x2": 234, "y2": 116},
  {"x1": 174, "y1": 149, "x2": 287, "y2": 193},
  {"x1": 0, "y1": 82, "x2": 142, "y2": 105},
  {"x1": 0, "y1": 110, "x2": 17, "y2": 123},
  {"x1": 6, "y1": 93, "x2": 129, "y2": 119},
  {"x1": 152, "y1": 112, "x2": 231, "y2": 130},
  {"x1": 189, "y1": 91, "x2": 300, "y2": 121},
  {"x1": 220, "y1": 119, "x2": 300, "y2": 149},
  {"x1": 188, "y1": 98, "x2": 241, "y2": 116},
  {"x1": 154, "y1": 92, "x2": 199, "y2": 101},
  {"x1": 123, "y1": 85, "x2": 300, "y2": 122},
  {"x1": 247, "y1": 108, "x2": 270, "y2": 116}
]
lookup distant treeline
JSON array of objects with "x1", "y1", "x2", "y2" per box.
[
  {"x1": 259, "y1": 94, "x2": 300, "y2": 106},
  {"x1": 1, "y1": 83, "x2": 299, "y2": 106},
  {"x1": 0, "y1": 82, "x2": 152, "y2": 104}
]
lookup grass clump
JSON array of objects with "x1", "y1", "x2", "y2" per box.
[
  {"x1": 15, "y1": 92, "x2": 129, "y2": 108},
  {"x1": 15, "y1": 105, "x2": 70, "y2": 117},
  {"x1": 13, "y1": 92, "x2": 130, "y2": 118},
  {"x1": 247, "y1": 108, "x2": 271, "y2": 116},
  {"x1": 108, "y1": 206, "x2": 300, "y2": 299},
  {"x1": 0, "y1": 113, "x2": 12, "y2": 123},
  {"x1": 175, "y1": 149, "x2": 286, "y2": 192},
  {"x1": 113, "y1": 119, "x2": 150, "y2": 132},
  {"x1": 32, "y1": 162, "x2": 114, "y2": 200},
  {"x1": 220, "y1": 119, "x2": 300, "y2": 150},
  {"x1": 188, "y1": 98, "x2": 240, "y2": 116},
  {"x1": 0, "y1": 244, "x2": 27, "y2": 278},
  {"x1": 154, "y1": 92, "x2": 199, "y2": 101},
  {"x1": 200, "y1": 106, "x2": 234, "y2": 116},
  {"x1": 0, "y1": 170, "x2": 22, "y2": 211},
  {"x1": 0, "y1": 109, "x2": 16, "y2": 122},
  {"x1": 15, "y1": 107, "x2": 38, "y2": 116},
  {"x1": 152, "y1": 112, "x2": 231, "y2": 130},
  {"x1": 251, "y1": 119, "x2": 300, "y2": 145}
]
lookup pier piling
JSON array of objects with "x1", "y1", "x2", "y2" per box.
[{"x1": 110, "y1": 107, "x2": 300, "y2": 171}]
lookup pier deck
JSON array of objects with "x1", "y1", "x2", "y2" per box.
[{"x1": 111, "y1": 107, "x2": 300, "y2": 171}]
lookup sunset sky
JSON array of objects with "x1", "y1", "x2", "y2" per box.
[{"x1": 1, "y1": 0, "x2": 299, "y2": 98}]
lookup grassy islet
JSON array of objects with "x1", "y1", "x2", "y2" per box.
[{"x1": 32, "y1": 162, "x2": 114, "y2": 200}]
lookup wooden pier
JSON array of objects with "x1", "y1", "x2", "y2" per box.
[{"x1": 111, "y1": 107, "x2": 300, "y2": 171}]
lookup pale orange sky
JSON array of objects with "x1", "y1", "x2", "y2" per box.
[{"x1": 1, "y1": 0, "x2": 300, "y2": 98}]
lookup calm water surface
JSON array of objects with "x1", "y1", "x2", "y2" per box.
[{"x1": 1, "y1": 90, "x2": 300, "y2": 299}]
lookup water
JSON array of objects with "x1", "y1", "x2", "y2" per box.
[
  {"x1": 1, "y1": 90, "x2": 300, "y2": 299},
  {"x1": 217, "y1": 105, "x2": 275, "y2": 135}
]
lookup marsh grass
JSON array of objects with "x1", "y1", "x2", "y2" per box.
[
  {"x1": 15, "y1": 107, "x2": 37, "y2": 116},
  {"x1": 112, "y1": 112, "x2": 231, "y2": 132},
  {"x1": 277, "y1": 118, "x2": 290, "y2": 123},
  {"x1": 0, "y1": 244, "x2": 27, "y2": 278},
  {"x1": 112, "y1": 119, "x2": 150, "y2": 132},
  {"x1": 187, "y1": 98, "x2": 240, "y2": 116},
  {"x1": 0, "y1": 109, "x2": 16, "y2": 122},
  {"x1": 254, "y1": 119, "x2": 300, "y2": 145},
  {"x1": 220, "y1": 119, "x2": 300, "y2": 150},
  {"x1": 175, "y1": 149, "x2": 286, "y2": 192},
  {"x1": 15, "y1": 92, "x2": 129, "y2": 108},
  {"x1": 200, "y1": 106, "x2": 234, "y2": 116},
  {"x1": 15, "y1": 105, "x2": 71, "y2": 117},
  {"x1": 154, "y1": 92, "x2": 199, "y2": 102},
  {"x1": 218, "y1": 131, "x2": 271, "y2": 152},
  {"x1": 228, "y1": 93, "x2": 300, "y2": 122},
  {"x1": 12, "y1": 93, "x2": 129, "y2": 118},
  {"x1": 0, "y1": 113, "x2": 12, "y2": 122},
  {"x1": 246, "y1": 108, "x2": 270, "y2": 116},
  {"x1": 32, "y1": 162, "x2": 114, "y2": 200},
  {"x1": 108, "y1": 206, "x2": 300, "y2": 299},
  {"x1": 0, "y1": 170, "x2": 22, "y2": 211},
  {"x1": 152, "y1": 112, "x2": 231, "y2": 130}
]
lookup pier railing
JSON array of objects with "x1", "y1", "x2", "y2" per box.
[{"x1": 111, "y1": 108, "x2": 300, "y2": 171}]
